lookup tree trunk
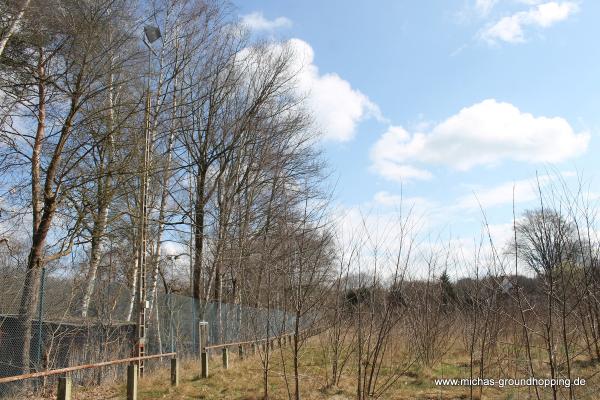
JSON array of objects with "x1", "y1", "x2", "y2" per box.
[
  {"x1": 294, "y1": 308, "x2": 301, "y2": 400},
  {"x1": 126, "y1": 257, "x2": 139, "y2": 322},
  {"x1": 0, "y1": 0, "x2": 32, "y2": 57},
  {"x1": 17, "y1": 197, "x2": 57, "y2": 373},
  {"x1": 147, "y1": 135, "x2": 174, "y2": 315},
  {"x1": 193, "y1": 170, "x2": 206, "y2": 300},
  {"x1": 16, "y1": 253, "x2": 43, "y2": 374},
  {"x1": 81, "y1": 66, "x2": 115, "y2": 317},
  {"x1": 15, "y1": 48, "x2": 47, "y2": 374},
  {"x1": 80, "y1": 205, "x2": 109, "y2": 317}
]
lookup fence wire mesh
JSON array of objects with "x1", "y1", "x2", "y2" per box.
[{"x1": 0, "y1": 268, "x2": 296, "y2": 398}]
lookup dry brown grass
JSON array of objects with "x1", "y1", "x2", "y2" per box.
[
  {"x1": 106, "y1": 341, "x2": 485, "y2": 400},
  {"x1": 19, "y1": 335, "x2": 600, "y2": 399}
]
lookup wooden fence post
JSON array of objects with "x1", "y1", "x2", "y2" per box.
[
  {"x1": 198, "y1": 321, "x2": 208, "y2": 355},
  {"x1": 222, "y1": 348, "x2": 229, "y2": 369},
  {"x1": 201, "y1": 351, "x2": 209, "y2": 378},
  {"x1": 251, "y1": 343, "x2": 256, "y2": 355},
  {"x1": 238, "y1": 345, "x2": 244, "y2": 360},
  {"x1": 170, "y1": 358, "x2": 179, "y2": 386},
  {"x1": 127, "y1": 364, "x2": 138, "y2": 400},
  {"x1": 56, "y1": 375, "x2": 71, "y2": 400}
]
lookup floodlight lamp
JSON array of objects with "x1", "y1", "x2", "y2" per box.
[{"x1": 144, "y1": 25, "x2": 161, "y2": 44}]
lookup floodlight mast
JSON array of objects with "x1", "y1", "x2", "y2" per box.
[{"x1": 135, "y1": 24, "x2": 161, "y2": 378}]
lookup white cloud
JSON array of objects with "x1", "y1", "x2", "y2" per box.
[
  {"x1": 332, "y1": 203, "x2": 425, "y2": 277},
  {"x1": 333, "y1": 200, "x2": 493, "y2": 279},
  {"x1": 476, "y1": 0, "x2": 500, "y2": 15},
  {"x1": 373, "y1": 191, "x2": 409, "y2": 207},
  {"x1": 239, "y1": 39, "x2": 380, "y2": 142},
  {"x1": 480, "y1": 1, "x2": 579, "y2": 44},
  {"x1": 240, "y1": 11, "x2": 292, "y2": 32},
  {"x1": 517, "y1": 0, "x2": 545, "y2": 4},
  {"x1": 373, "y1": 191, "x2": 437, "y2": 211},
  {"x1": 371, "y1": 192, "x2": 453, "y2": 236},
  {"x1": 370, "y1": 126, "x2": 433, "y2": 181},
  {"x1": 456, "y1": 175, "x2": 552, "y2": 210},
  {"x1": 286, "y1": 39, "x2": 381, "y2": 142},
  {"x1": 370, "y1": 99, "x2": 589, "y2": 182},
  {"x1": 484, "y1": 222, "x2": 515, "y2": 249}
]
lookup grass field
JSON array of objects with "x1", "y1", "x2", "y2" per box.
[
  {"x1": 62, "y1": 337, "x2": 599, "y2": 400},
  {"x1": 17, "y1": 333, "x2": 600, "y2": 400}
]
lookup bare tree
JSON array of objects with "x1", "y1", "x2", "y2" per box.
[
  {"x1": 0, "y1": 0, "x2": 32, "y2": 58},
  {"x1": 0, "y1": 0, "x2": 139, "y2": 373}
]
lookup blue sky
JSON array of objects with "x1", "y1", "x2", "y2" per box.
[{"x1": 236, "y1": 0, "x2": 600, "y2": 262}]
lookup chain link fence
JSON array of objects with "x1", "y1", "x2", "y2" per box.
[
  {"x1": 0, "y1": 267, "x2": 296, "y2": 398},
  {"x1": 146, "y1": 293, "x2": 295, "y2": 357}
]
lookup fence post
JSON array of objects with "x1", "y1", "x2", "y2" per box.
[
  {"x1": 198, "y1": 321, "x2": 208, "y2": 355},
  {"x1": 170, "y1": 358, "x2": 179, "y2": 386},
  {"x1": 56, "y1": 375, "x2": 71, "y2": 400},
  {"x1": 222, "y1": 348, "x2": 229, "y2": 369},
  {"x1": 201, "y1": 351, "x2": 209, "y2": 378},
  {"x1": 238, "y1": 345, "x2": 244, "y2": 360},
  {"x1": 127, "y1": 364, "x2": 138, "y2": 400},
  {"x1": 251, "y1": 343, "x2": 256, "y2": 355}
]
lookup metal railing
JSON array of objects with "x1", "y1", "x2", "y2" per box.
[{"x1": 0, "y1": 352, "x2": 178, "y2": 400}]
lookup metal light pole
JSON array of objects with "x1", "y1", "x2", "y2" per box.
[{"x1": 135, "y1": 24, "x2": 161, "y2": 378}]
